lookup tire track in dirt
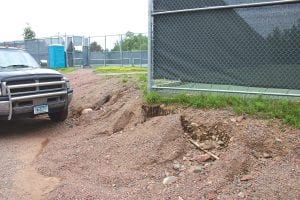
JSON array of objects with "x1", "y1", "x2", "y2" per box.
[
  {"x1": 13, "y1": 137, "x2": 61, "y2": 200},
  {"x1": 0, "y1": 119, "x2": 63, "y2": 200}
]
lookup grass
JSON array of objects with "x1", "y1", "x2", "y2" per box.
[
  {"x1": 145, "y1": 92, "x2": 300, "y2": 128},
  {"x1": 93, "y1": 68, "x2": 300, "y2": 129},
  {"x1": 56, "y1": 67, "x2": 77, "y2": 73},
  {"x1": 93, "y1": 66, "x2": 147, "y2": 74},
  {"x1": 120, "y1": 74, "x2": 147, "y2": 90}
]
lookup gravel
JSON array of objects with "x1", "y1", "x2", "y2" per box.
[{"x1": 0, "y1": 69, "x2": 299, "y2": 199}]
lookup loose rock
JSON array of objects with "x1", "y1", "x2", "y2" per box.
[
  {"x1": 189, "y1": 165, "x2": 202, "y2": 173},
  {"x1": 263, "y1": 153, "x2": 272, "y2": 158},
  {"x1": 191, "y1": 122, "x2": 199, "y2": 127},
  {"x1": 81, "y1": 108, "x2": 93, "y2": 115},
  {"x1": 196, "y1": 154, "x2": 211, "y2": 163},
  {"x1": 230, "y1": 118, "x2": 237, "y2": 123},
  {"x1": 202, "y1": 141, "x2": 217, "y2": 150},
  {"x1": 163, "y1": 176, "x2": 178, "y2": 185},
  {"x1": 173, "y1": 160, "x2": 181, "y2": 171},
  {"x1": 179, "y1": 165, "x2": 186, "y2": 171},
  {"x1": 236, "y1": 116, "x2": 245, "y2": 122},
  {"x1": 238, "y1": 192, "x2": 245, "y2": 198},
  {"x1": 240, "y1": 175, "x2": 253, "y2": 181}
]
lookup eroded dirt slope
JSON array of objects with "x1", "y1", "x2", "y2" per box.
[{"x1": 0, "y1": 69, "x2": 299, "y2": 200}]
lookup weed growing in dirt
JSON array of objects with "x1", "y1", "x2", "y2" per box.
[
  {"x1": 121, "y1": 76, "x2": 129, "y2": 84},
  {"x1": 93, "y1": 66, "x2": 147, "y2": 73},
  {"x1": 145, "y1": 92, "x2": 300, "y2": 128},
  {"x1": 56, "y1": 67, "x2": 77, "y2": 73},
  {"x1": 138, "y1": 74, "x2": 148, "y2": 94}
]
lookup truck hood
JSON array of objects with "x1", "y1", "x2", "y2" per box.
[{"x1": 0, "y1": 68, "x2": 63, "y2": 81}]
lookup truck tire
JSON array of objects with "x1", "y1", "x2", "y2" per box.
[{"x1": 49, "y1": 108, "x2": 68, "y2": 122}]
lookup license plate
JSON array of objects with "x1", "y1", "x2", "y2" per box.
[{"x1": 34, "y1": 105, "x2": 49, "y2": 115}]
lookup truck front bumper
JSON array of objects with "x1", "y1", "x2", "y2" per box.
[
  {"x1": 0, "y1": 100, "x2": 9, "y2": 114},
  {"x1": 0, "y1": 90, "x2": 73, "y2": 120}
]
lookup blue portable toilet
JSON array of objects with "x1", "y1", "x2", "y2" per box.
[{"x1": 48, "y1": 45, "x2": 66, "y2": 68}]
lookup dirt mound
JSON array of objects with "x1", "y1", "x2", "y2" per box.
[
  {"x1": 31, "y1": 69, "x2": 299, "y2": 199},
  {"x1": 242, "y1": 123, "x2": 290, "y2": 158},
  {"x1": 35, "y1": 113, "x2": 188, "y2": 199}
]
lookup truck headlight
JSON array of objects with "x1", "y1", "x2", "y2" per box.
[
  {"x1": 63, "y1": 77, "x2": 71, "y2": 89},
  {"x1": 66, "y1": 81, "x2": 70, "y2": 89}
]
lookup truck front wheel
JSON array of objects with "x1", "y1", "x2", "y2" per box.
[{"x1": 49, "y1": 108, "x2": 68, "y2": 122}]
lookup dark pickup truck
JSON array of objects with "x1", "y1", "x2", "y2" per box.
[{"x1": 0, "y1": 47, "x2": 73, "y2": 121}]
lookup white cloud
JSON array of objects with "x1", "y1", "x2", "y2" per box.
[{"x1": 0, "y1": 0, "x2": 148, "y2": 41}]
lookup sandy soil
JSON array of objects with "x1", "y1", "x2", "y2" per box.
[{"x1": 0, "y1": 69, "x2": 299, "y2": 200}]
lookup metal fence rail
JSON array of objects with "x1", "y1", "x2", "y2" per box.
[
  {"x1": 0, "y1": 33, "x2": 148, "y2": 68},
  {"x1": 148, "y1": 0, "x2": 300, "y2": 97}
]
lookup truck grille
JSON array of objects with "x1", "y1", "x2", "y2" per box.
[
  {"x1": 1, "y1": 76, "x2": 68, "y2": 120},
  {"x1": 5, "y1": 77, "x2": 65, "y2": 96}
]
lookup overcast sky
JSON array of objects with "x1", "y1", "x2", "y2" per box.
[{"x1": 0, "y1": 0, "x2": 148, "y2": 41}]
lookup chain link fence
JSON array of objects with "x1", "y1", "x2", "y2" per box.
[
  {"x1": 0, "y1": 33, "x2": 148, "y2": 68},
  {"x1": 87, "y1": 34, "x2": 148, "y2": 67},
  {"x1": 0, "y1": 37, "x2": 64, "y2": 64},
  {"x1": 149, "y1": 0, "x2": 300, "y2": 97}
]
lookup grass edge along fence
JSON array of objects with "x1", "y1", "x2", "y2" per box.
[
  {"x1": 57, "y1": 67, "x2": 300, "y2": 129},
  {"x1": 144, "y1": 92, "x2": 300, "y2": 129},
  {"x1": 92, "y1": 68, "x2": 300, "y2": 129}
]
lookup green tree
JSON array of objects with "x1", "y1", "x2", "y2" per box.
[
  {"x1": 112, "y1": 32, "x2": 148, "y2": 51},
  {"x1": 90, "y1": 41, "x2": 104, "y2": 52},
  {"x1": 23, "y1": 25, "x2": 36, "y2": 40}
]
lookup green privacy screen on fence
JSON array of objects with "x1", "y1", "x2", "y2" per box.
[{"x1": 150, "y1": 0, "x2": 300, "y2": 94}]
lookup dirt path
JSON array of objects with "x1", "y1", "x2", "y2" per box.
[
  {"x1": 13, "y1": 136, "x2": 61, "y2": 199},
  {"x1": 0, "y1": 69, "x2": 299, "y2": 199},
  {"x1": 0, "y1": 120, "x2": 62, "y2": 199}
]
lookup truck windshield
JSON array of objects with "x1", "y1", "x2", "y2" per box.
[{"x1": 0, "y1": 49, "x2": 40, "y2": 70}]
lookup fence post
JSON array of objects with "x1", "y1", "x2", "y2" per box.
[
  {"x1": 104, "y1": 35, "x2": 107, "y2": 67},
  {"x1": 120, "y1": 34, "x2": 123, "y2": 67},
  {"x1": 64, "y1": 34, "x2": 68, "y2": 68},
  {"x1": 37, "y1": 39, "x2": 40, "y2": 63},
  {"x1": 82, "y1": 35, "x2": 84, "y2": 67},
  {"x1": 131, "y1": 51, "x2": 133, "y2": 66},
  {"x1": 72, "y1": 36, "x2": 75, "y2": 67},
  {"x1": 88, "y1": 36, "x2": 91, "y2": 67},
  {"x1": 140, "y1": 36, "x2": 142, "y2": 67},
  {"x1": 148, "y1": 0, "x2": 153, "y2": 92}
]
